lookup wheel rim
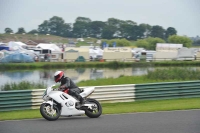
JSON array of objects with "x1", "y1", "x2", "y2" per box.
[
  {"x1": 43, "y1": 104, "x2": 58, "y2": 117},
  {"x1": 87, "y1": 102, "x2": 99, "y2": 114}
]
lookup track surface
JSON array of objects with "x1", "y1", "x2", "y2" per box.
[{"x1": 0, "y1": 110, "x2": 200, "y2": 133}]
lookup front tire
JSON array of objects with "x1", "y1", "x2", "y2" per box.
[
  {"x1": 40, "y1": 103, "x2": 60, "y2": 121},
  {"x1": 84, "y1": 98, "x2": 102, "y2": 118}
]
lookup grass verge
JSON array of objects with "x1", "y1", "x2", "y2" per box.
[
  {"x1": 1, "y1": 61, "x2": 200, "y2": 70},
  {"x1": 0, "y1": 97, "x2": 199, "y2": 121}
]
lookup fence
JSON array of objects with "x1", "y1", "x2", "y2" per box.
[
  {"x1": 0, "y1": 81, "x2": 200, "y2": 112},
  {"x1": 135, "y1": 81, "x2": 200, "y2": 100}
]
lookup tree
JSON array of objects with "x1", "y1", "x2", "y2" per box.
[
  {"x1": 61, "y1": 23, "x2": 73, "y2": 37},
  {"x1": 150, "y1": 25, "x2": 165, "y2": 39},
  {"x1": 107, "y1": 18, "x2": 122, "y2": 28},
  {"x1": 139, "y1": 23, "x2": 152, "y2": 38},
  {"x1": 104, "y1": 38, "x2": 131, "y2": 47},
  {"x1": 145, "y1": 37, "x2": 165, "y2": 50},
  {"x1": 106, "y1": 18, "x2": 124, "y2": 38},
  {"x1": 4, "y1": 28, "x2": 13, "y2": 34},
  {"x1": 16, "y1": 27, "x2": 26, "y2": 34},
  {"x1": 38, "y1": 16, "x2": 72, "y2": 37},
  {"x1": 89, "y1": 21, "x2": 106, "y2": 38},
  {"x1": 73, "y1": 21, "x2": 88, "y2": 38},
  {"x1": 101, "y1": 25, "x2": 116, "y2": 39},
  {"x1": 75, "y1": 17, "x2": 92, "y2": 23},
  {"x1": 48, "y1": 16, "x2": 70, "y2": 36},
  {"x1": 73, "y1": 17, "x2": 92, "y2": 38},
  {"x1": 132, "y1": 25, "x2": 146, "y2": 40},
  {"x1": 38, "y1": 20, "x2": 50, "y2": 34},
  {"x1": 115, "y1": 38, "x2": 131, "y2": 46},
  {"x1": 124, "y1": 20, "x2": 137, "y2": 26},
  {"x1": 106, "y1": 19, "x2": 140, "y2": 40},
  {"x1": 165, "y1": 27, "x2": 177, "y2": 39},
  {"x1": 119, "y1": 23, "x2": 133, "y2": 39},
  {"x1": 135, "y1": 39, "x2": 149, "y2": 49},
  {"x1": 28, "y1": 29, "x2": 38, "y2": 34},
  {"x1": 134, "y1": 37, "x2": 165, "y2": 50},
  {"x1": 168, "y1": 35, "x2": 193, "y2": 47}
]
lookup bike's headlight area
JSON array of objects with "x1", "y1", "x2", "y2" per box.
[
  {"x1": 43, "y1": 90, "x2": 47, "y2": 97},
  {"x1": 42, "y1": 90, "x2": 48, "y2": 100}
]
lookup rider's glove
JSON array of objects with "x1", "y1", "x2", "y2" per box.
[{"x1": 59, "y1": 85, "x2": 66, "y2": 91}]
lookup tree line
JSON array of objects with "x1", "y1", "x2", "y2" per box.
[{"x1": 4, "y1": 16, "x2": 177, "y2": 41}]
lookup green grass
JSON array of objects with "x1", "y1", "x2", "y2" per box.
[
  {"x1": 78, "y1": 76, "x2": 148, "y2": 86},
  {"x1": 77, "y1": 76, "x2": 197, "y2": 87},
  {"x1": 0, "y1": 81, "x2": 47, "y2": 91},
  {"x1": 0, "y1": 61, "x2": 134, "y2": 70},
  {"x1": 103, "y1": 98, "x2": 200, "y2": 114},
  {"x1": 0, "y1": 98, "x2": 200, "y2": 121},
  {"x1": 2, "y1": 61, "x2": 200, "y2": 70},
  {"x1": 146, "y1": 67, "x2": 200, "y2": 80}
]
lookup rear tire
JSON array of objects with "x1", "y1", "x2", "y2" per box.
[
  {"x1": 84, "y1": 98, "x2": 102, "y2": 118},
  {"x1": 40, "y1": 103, "x2": 60, "y2": 121}
]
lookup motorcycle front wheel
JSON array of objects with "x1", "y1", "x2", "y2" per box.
[
  {"x1": 40, "y1": 103, "x2": 61, "y2": 121},
  {"x1": 84, "y1": 98, "x2": 102, "y2": 118}
]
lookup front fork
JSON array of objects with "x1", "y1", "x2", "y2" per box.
[
  {"x1": 43, "y1": 99, "x2": 62, "y2": 113},
  {"x1": 51, "y1": 99, "x2": 54, "y2": 110},
  {"x1": 43, "y1": 100, "x2": 53, "y2": 108}
]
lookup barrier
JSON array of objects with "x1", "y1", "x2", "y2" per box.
[
  {"x1": 0, "y1": 90, "x2": 32, "y2": 111},
  {"x1": 135, "y1": 80, "x2": 200, "y2": 101},
  {"x1": 0, "y1": 81, "x2": 200, "y2": 112}
]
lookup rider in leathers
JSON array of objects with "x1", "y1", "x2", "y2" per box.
[{"x1": 54, "y1": 71, "x2": 85, "y2": 104}]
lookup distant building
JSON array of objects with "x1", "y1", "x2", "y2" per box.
[
  {"x1": 103, "y1": 47, "x2": 133, "y2": 62},
  {"x1": 64, "y1": 47, "x2": 89, "y2": 62}
]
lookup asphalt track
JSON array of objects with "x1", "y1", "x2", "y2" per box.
[{"x1": 0, "y1": 110, "x2": 200, "y2": 133}]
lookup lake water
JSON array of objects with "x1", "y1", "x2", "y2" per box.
[{"x1": 0, "y1": 67, "x2": 154, "y2": 90}]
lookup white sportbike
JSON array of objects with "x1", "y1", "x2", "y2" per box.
[{"x1": 40, "y1": 85, "x2": 102, "y2": 121}]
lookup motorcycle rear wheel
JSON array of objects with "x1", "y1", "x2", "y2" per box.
[
  {"x1": 84, "y1": 98, "x2": 102, "y2": 118},
  {"x1": 40, "y1": 103, "x2": 60, "y2": 121}
]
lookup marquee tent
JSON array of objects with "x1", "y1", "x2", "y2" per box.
[
  {"x1": 8, "y1": 41, "x2": 27, "y2": 51},
  {"x1": 3, "y1": 42, "x2": 39, "y2": 61},
  {"x1": 64, "y1": 48, "x2": 89, "y2": 62},
  {"x1": 176, "y1": 47, "x2": 198, "y2": 61},
  {"x1": 0, "y1": 51, "x2": 34, "y2": 63},
  {"x1": 89, "y1": 48, "x2": 103, "y2": 58},
  {"x1": 36, "y1": 43, "x2": 61, "y2": 52},
  {"x1": 156, "y1": 43, "x2": 183, "y2": 51},
  {"x1": 103, "y1": 47, "x2": 133, "y2": 62}
]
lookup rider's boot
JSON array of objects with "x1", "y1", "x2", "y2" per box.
[
  {"x1": 75, "y1": 95, "x2": 85, "y2": 109},
  {"x1": 80, "y1": 97, "x2": 86, "y2": 104}
]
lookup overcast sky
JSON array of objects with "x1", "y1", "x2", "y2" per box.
[{"x1": 0, "y1": 0, "x2": 199, "y2": 37}]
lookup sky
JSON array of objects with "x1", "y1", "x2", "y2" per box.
[{"x1": 0, "y1": 0, "x2": 199, "y2": 37}]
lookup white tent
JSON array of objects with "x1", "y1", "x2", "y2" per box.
[
  {"x1": 36, "y1": 43, "x2": 61, "y2": 52},
  {"x1": 176, "y1": 47, "x2": 198, "y2": 61},
  {"x1": 89, "y1": 48, "x2": 103, "y2": 58},
  {"x1": 89, "y1": 49, "x2": 98, "y2": 58},
  {"x1": 96, "y1": 48, "x2": 103, "y2": 56},
  {"x1": 156, "y1": 43, "x2": 183, "y2": 51},
  {"x1": 8, "y1": 41, "x2": 27, "y2": 51},
  {"x1": 4, "y1": 42, "x2": 38, "y2": 60}
]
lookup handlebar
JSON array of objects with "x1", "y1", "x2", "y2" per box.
[{"x1": 53, "y1": 88, "x2": 59, "y2": 91}]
